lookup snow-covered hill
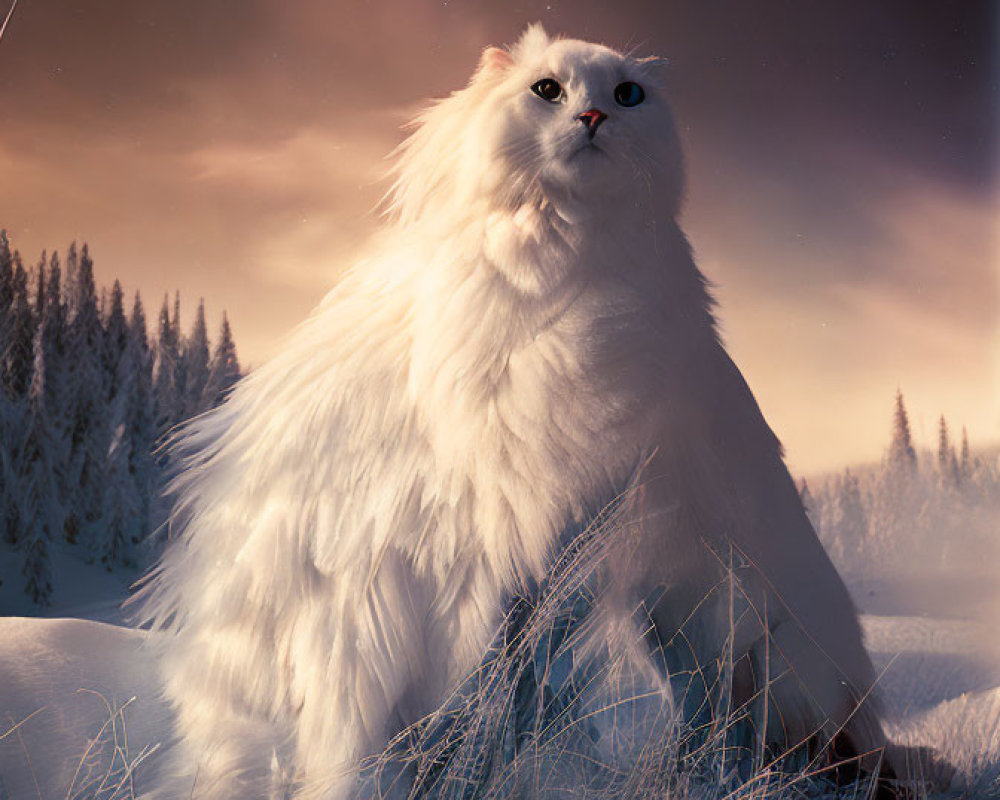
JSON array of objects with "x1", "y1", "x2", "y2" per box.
[
  {"x1": 1, "y1": 593, "x2": 998, "y2": 799},
  {"x1": 2, "y1": 413, "x2": 998, "y2": 797},
  {"x1": 0, "y1": 617, "x2": 168, "y2": 800}
]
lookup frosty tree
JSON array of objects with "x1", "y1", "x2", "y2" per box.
[
  {"x1": 810, "y1": 388, "x2": 998, "y2": 592},
  {"x1": 104, "y1": 281, "x2": 130, "y2": 401},
  {"x1": 100, "y1": 282, "x2": 141, "y2": 566},
  {"x1": 6, "y1": 252, "x2": 34, "y2": 400},
  {"x1": 203, "y1": 312, "x2": 241, "y2": 407},
  {"x1": 171, "y1": 291, "x2": 187, "y2": 415},
  {"x1": 833, "y1": 470, "x2": 867, "y2": 546},
  {"x1": 153, "y1": 294, "x2": 182, "y2": 436},
  {"x1": 183, "y1": 299, "x2": 210, "y2": 419},
  {"x1": 17, "y1": 278, "x2": 70, "y2": 604},
  {"x1": 0, "y1": 231, "x2": 244, "y2": 608},
  {"x1": 937, "y1": 415, "x2": 961, "y2": 488},
  {"x1": 127, "y1": 291, "x2": 157, "y2": 552},
  {"x1": 64, "y1": 245, "x2": 108, "y2": 547},
  {"x1": 887, "y1": 390, "x2": 917, "y2": 475},
  {"x1": 959, "y1": 427, "x2": 971, "y2": 480}
]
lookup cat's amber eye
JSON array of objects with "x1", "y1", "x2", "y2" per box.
[
  {"x1": 531, "y1": 78, "x2": 564, "y2": 103},
  {"x1": 614, "y1": 81, "x2": 645, "y2": 107}
]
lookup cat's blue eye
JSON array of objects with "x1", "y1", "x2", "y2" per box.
[
  {"x1": 614, "y1": 82, "x2": 645, "y2": 107},
  {"x1": 531, "y1": 78, "x2": 564, "y2": 103}
]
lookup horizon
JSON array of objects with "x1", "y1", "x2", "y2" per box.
[{"x1": 6, "y1": 225, "x2": 996, "y2": 482}]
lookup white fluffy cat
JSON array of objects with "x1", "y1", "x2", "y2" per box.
[{"x1": 137, "y1": 25, "x2": 894, "y2": 799}]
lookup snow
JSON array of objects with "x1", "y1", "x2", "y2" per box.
[
  {"x1": 0, "y1": 617, "x2": 168, "y2": 800},
  {"x1": 859, "y1": 613, "x2": 1000, "y2": 794},
  {"x1": 1, "y1": 577, "x2": 998, "y2": 798},
  {"x1": 1, "y1": 430, "x2": 998, "y2": 797},
  {"x1": 2, "y1": 469, "x2": 998, "y2": 797},
  {"x1": 0, "y1": 539, "x2": 138, "y2": 623}
]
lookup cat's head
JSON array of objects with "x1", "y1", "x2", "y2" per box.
[{"x1": 388, "y1": 25, "x2": 684, "y2": 226}]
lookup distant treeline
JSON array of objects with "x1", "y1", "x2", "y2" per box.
[
  {"x1": 801, "y1": 391, "x2": 1000, "y2": 587},
  {"x1": 0, "y1": 231, "x2": 241, "y2": 604}
]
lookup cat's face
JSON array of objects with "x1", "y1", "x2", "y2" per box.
[
  {"x1": 485, "y1": 31, "x2": 681, "y2": 211},
  {"x1": 389, "y1": 26, "x2": 684, "y2": 225}
]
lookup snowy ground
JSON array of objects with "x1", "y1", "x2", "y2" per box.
[
  {"x1": 0, "y1": 617, "x2": 167, "y2": 800},
  {"x1": 866, "y1": 613, "x2": 1000, "y2": 793},
  {"x1": 0, "y1": 540, "x2": 140, "y2": 623},
  {"x1": 1, "y1": 566, "x2": 998, "y2": 798}
]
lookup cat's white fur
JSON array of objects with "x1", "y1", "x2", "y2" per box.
[{"x1": 138, "y1": 25, "x2": 889, "y2": 798}]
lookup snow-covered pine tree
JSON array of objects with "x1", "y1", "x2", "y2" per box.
[
  {"x1": 183, "y1": 298, "x2": 210, "y2": 418},
  {"x1": 63, "y1": 242, "x2": 79, "y2": 321},
  {"x1": 937, "y1": 415, "x2": 952, "y2": 484},
  {"x1": 6, "y1": 252, "x2": 35, "y2": 400},
  {"x1": 18, "y1": 295, "x2": 68, "y2": 605},
  {"x1": 833, "y1": 469, "x2": 868, "y2": 546},
  {"x1": 0, "y1": 389, "x2": 14, "y2": 549},
  {"x1": 203, "y1": 312, "x2": 241, "y2": 407},
  {"x1": 172, "y1": 291, "x2": 188, "y2": 416},
  {"x1": 172, "y1": 291, "x2": 182, "y2": 345},
  {"x1": 33, "y1": 251, "x2": 46, "y2": 318},
  {"x1": 37, "y1": 253, "x2": 71, "y2": 518},
  {"x1": 0, "y1": 233, "x2": 12, "y2": 437},
  {"x1": 127, "y1": 292, "x2": 157, "y2": 545},
  {"x1": 870, "y1": 390, "x2": 941, "y2": 570},
  {"x1": 98, "y1": 280, "x2": 142, "y2": 566},
  {"x1": 959, "y1": 427, "x2": 971, "y2": 481},
  {"x1": 0, "y1": 231, "x2": 12, "y2": 380},
  {"x1": 101, "y1": 417, "x2": 140, "y2": 568},
  {"x1": 936, "y1": 415, "x2": 962, "y2": 489},
  {"x1": 0, "y1": 238, "x2": 10, "y2": 547},
  {"x1": 101, "y1": 373, "x2": 140, "y2": 567},
  {"x1": 153, "y1": 294, "x2": 182, "y2": 436},
  {"x1": 64, "y1": 244, "x2": 109, "y2": 547},
  {"x1": 1, "y1": 252, "x2": 35, "y2": 547},
  {"x1": 44, "y1": 252, "x2": 66, "y2": 334},
  {"x1": 887, "y1": 390, "x2": 917, "y2": 476},
  {"x1": 0, "y1": 398, "x2": 29, "y2": 546},
  {"x1": 19, "y1": 499, "x2": 52, "y2": 605},
  {"x1": 104, "y1": 281, "x2": 130, "y2": 404},
  {"x1": 0, "y1": 230, "x2": 12, "y2": 299},
  {"x1": 1, "y1": 230, "x2": 247, "y2": 573},
  {"x1": 949, "y1": 451, "x2": 961, "y2": 489}
]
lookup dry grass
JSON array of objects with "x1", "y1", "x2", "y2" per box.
[
  {"x1": 0, "y1": 690, "x2": 158, "y2": 800},
  {"x1": 354, "y1": 488, "x2": 920, "y2": 800}
]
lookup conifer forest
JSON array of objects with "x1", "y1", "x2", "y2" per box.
[
  {"x1": 0, "y1": 231, "x2": 241, "y2": 609},
  {"x1": 803, "y1": 391, "x2": 1000, "y2": 607},
  {"x1": 1, "y1": 228, "x2": 997, "y2": 624}
]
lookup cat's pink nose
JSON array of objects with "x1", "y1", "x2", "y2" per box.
[{"x1": 576, "y1": 108, "x2": 608, "y2": 138}]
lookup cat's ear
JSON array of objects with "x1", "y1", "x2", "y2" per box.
[{"x1": 476, "y1": 46, "x2": 514, "y2": 76}]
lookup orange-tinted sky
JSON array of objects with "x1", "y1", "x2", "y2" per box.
[{"x1": 0, "y1": 0, "x2": 996, "y2": 474}]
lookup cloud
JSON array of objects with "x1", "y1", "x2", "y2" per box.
[
  {"x1": 189, "y1": 126, "x2": 389, "y2": 198},
  {"x1": 185, "y1": 124, "x2": 401, "y2": 292},
  {"x1": 689, "y1": 166, "x2": 999, "y2": 473}
]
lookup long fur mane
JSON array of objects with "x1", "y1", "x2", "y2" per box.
[{"x1": 134, "y1": 24, "x2": 891, "y2": 800}]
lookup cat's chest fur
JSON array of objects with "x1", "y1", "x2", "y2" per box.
[{"x1": 404, "y1": 207, "x2": 662, "y2": 587}]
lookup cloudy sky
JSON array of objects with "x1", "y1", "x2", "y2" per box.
[{"x1": 0, "y1": 0, "x2": 996, "y2": 473}]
